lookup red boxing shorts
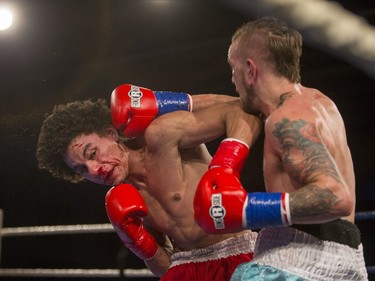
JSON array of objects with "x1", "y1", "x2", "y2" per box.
[{"x1": 160, "y1": 231, "x2": 257, "y2": 281}]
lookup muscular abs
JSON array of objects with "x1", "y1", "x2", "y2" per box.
[{"x1": 140, "y1": 149, "x2": 235, "y2": 251}]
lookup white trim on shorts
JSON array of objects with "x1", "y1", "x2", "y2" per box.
[{"x1": 169, "y1": 231, "x2": 257, "y2": 268}]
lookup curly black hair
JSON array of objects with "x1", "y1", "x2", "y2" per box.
[{"x1": 36, "y1": 99, "x2": 111, "y2": 183}]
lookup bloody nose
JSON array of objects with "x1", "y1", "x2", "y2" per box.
[{"x1": 98, "y1": 166, "x2": 108, "y2": 178}]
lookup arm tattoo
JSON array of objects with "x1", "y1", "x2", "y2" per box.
[
  {"x1": 273, "y1": 118, "x2": 342, "y2": 217},
  {"x1": 289, "y1": 184, "x2": 340, "y2": 217},
  {"x1": 272, "y1": 118, "x2": 341, "y2": 183}
]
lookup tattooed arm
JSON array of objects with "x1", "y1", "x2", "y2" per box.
[{"x1": 265, "y1": 105, "x2": 354, "y2": 224}]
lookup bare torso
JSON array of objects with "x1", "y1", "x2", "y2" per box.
[
  {"x1": 131, "y1": 143, "x2": 247, "y2": 251},
  {"x1": 263, "y1": 85, "x2": 356, "y2": 222}
]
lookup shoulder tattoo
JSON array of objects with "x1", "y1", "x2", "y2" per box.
[{"x1": 272, "y1": 118, "x2": 341, "y2": 184}]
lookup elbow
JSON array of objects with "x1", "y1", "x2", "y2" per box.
[
  {"x1": 144, "y1": 247, "x2": 171, "y2": 277},
  {"x1": 333, "y1": 183, "x2": 354, "y2": 217},
  {"x1": 145, "y1": 117, "x2": 172, "y2": 144},
  {"x1": 146, "y1": 266, "x2": 167, "y2": 278},
  {"x1": 340, "y1": 193, "x2": 355, "y2": 217},
  {"x1": 308, "y1": 179, "x2": 354, "y2": 219}
]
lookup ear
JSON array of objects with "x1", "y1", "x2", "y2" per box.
[
  {"x1": 106, "y1": 127, "x2": 119, "y2": 141},
  {"x1": 245, "y1": 58, "x2": 256, "y2": 84}
]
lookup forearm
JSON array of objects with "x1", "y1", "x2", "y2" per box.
[
  {"x1": 191, "y1": 94, "x2": 238, "y2": 112},
  {"x1": 144, "y1": 246, "x2": 172, "y2": 277},
  {"x1": 289, "y1": 182, "x2": 353, "y2": 224},
  {"x1": 168, "y1": 100, "x2": 260, "y2": 149},
  {"x1": 223, "y1": 101, "x2": 262, "y2": 147}
]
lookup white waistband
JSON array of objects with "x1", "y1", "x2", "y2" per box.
[
  {"x1": 170, "y1": 231, "x2": 257, "y2": 267},
  {"x1": 253, "y1": 227, "x2": 368, "y2": 280}
]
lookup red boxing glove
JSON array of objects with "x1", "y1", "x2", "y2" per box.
[
  {"x1": 194, "y1": 167, "x2": 247, "y2": 234},
  {"x1": 111, "y1": 84, "x2": 192, "y2": 138},
  {"x1": 194, "y1": 138, "x2": 249, "y2": 233},
  {"x1": 105, "y1": 183, "x2": 158, "y2": 260},
  {"x1": 194, "y1": 168, "x2": 291, "y2": 233},
  {"x1": 209, "y1": 138, "x2": 249, "y2": 176}
]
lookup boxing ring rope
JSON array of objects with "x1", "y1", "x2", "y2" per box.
[
  {"x1": 0, "y1": 223, "x2": 115, "y2": 237},
  {"x1": 0, "y1": 209, "x2": 374, "y2": 278},
  {"x1": 0, "y1": 268, "x2": 155, "y2": 278},
  {"x1": 0, "y1": 209, "x2": 154, "y2": 278}
]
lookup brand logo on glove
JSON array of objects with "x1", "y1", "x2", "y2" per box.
[
  {"x1": 128, "y1": 86, "x2": 143, "y2": 108},
  {"x1": 209, "y1": 194, "x2": 226, "y2": 229}
]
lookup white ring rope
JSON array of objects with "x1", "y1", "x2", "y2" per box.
[
  {"x1": 0, "y1": 268, "x2": 154, "y2": 278},
  {"x1": 0, "y1": 210, "x2": 373, "y2": 277},
  {"x1": 0, "y1": 223, "x2": 114, "y2": 237}
]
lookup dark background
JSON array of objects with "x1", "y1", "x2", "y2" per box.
[{"x1": 0, "y1": 0, "x2": 374, "y2": 280}]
